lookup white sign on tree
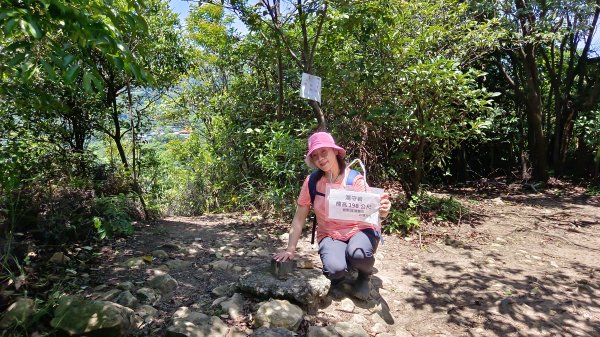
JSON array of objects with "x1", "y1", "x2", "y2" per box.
[{"x1": 300, "y1": 73, "x2": 321, "y2": 103}]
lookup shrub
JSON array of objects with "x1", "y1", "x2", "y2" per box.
[
  {"x1": 410, "y1": 192, "x2": 468, "y2": 223},
  {"x1": 92, "y1": 195, "x2": 134, "y2": 240},
  {"x1": 383, "y1": 192, "x2": 469, "y2": 235},
  {"x1": 383, "y1": 208, "x2": 421, "y2": 234}
]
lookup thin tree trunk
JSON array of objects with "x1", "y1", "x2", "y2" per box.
[
  {"x1": 309, "y1": 100, "x2": 327, "y2": 131},
  {"x1": 410, "y1": 104, "x2": 426, "y2": 197},
  {"x1": 274, "y1": 0, "x2": 283, "y2": 119},
  {"x1": 127, "y1": 84, "x2": 148, "y2": 219},
  {"x1": 111, "y1": 96, "x2": 129, "y2": 168},
  {"x1": 515, "y1": 0, "x2": 548, "y2": 181}
]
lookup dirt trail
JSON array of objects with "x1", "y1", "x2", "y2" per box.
[{"x1": 97, "y1": 187, "x2": 600, "y2": 336}]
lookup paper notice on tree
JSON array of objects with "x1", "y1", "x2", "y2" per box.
[{"x1": 300, "y1": 73, "x2": 321, "y2": 103}]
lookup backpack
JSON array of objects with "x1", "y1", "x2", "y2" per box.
[{"x1": 308, "y1": 169, "x2": 360, "y2": 244}]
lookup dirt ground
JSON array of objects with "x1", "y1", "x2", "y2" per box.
[{"x1": 91, "y1": 181, "x2": 600, "y2": 337}]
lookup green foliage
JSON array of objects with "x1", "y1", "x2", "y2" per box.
[
  {"x1": 236, "y1": 122, "x2": 307, "y2": 215},
  {"x1": 92, "y1": 195, "x2": 134, "y2": 239},
  {"x1": 383, "y1": 192, "x2": 468, "y2": 235},
  {"x1": 0, "y1": 0, "x2": 150, "y2": 92},
  {"x1": 574, "y1": 111, "x2": 600, "y2": 157},
  {"x1": 321, "y1": 0, "x2": 500, "y2": 197},
  {"x1": 585, "y1": 186, "x2": 600, "y2": 196},
  {"x1": 410, "y1": 193, "x2": 469, "y2": 223},
  {"x1": 383, "y1": 208, "x2": 421, "y2": 234}
]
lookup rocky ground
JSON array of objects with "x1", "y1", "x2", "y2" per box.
[{"x1": 2, "y1": 181, "x2": 599, "y2": 337}]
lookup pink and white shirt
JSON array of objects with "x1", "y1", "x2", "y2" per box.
[{"x1": 297, "y1": 168, "x2": 374, "y2": 242}]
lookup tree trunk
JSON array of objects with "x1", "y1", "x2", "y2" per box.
[
  {"x1": 410, "y1": 136, "x2": 426, "y2": 198},
  {"x1": 274, "y1": 0, "x2": 283, "y2": 119},
  {"x1": 513, "y1": 0, "x2": 548, "y2": 181},
  {"x1": 127, "y1": 84, "x2": 148, "y2": 219},
  {"x1": 521, "y1": 43, "x2": 549, "y2": 182},
  {"x1": 276, "y1": 49, "x2": 284, "y2": 119},
  {"x1": 409, "y1": 104, "x2": 426, "y2": 198},
  {"x1": 111, "y1": 96, "x2": 129, "y2": 168},
  {"x1": 309, "y1": 100, "x2": 327, "y2": 131}
]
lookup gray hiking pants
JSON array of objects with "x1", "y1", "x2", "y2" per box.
[{"x1": 318, "y1": 228, "x2": 380, "y2": 281}]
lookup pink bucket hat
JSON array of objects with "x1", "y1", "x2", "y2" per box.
[{"x1": 304, "y1": 132, "x2": 346, "y2": 168}]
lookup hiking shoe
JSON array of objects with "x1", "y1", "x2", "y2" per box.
[
  {"x1": 329, "y1": 277, "x2": 345, "y2": 288},
  {"x1": 351, "y1": 275, "x2": 371, "y2": 300}
]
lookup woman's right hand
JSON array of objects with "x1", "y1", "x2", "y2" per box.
[{"x1": 273, "y1": 250, "x2": 295, "y2": 262}]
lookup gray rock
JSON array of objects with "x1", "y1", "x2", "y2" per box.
[
  {"x1": 307, "y1": 326, "x2": 338, "y2": 337},
  {"x1": 173, "y1": 307, "x2": 210, "y2": 325},
  {"x1": 50, "y1": 295, "x2": 135, "y2": 337},
  {"x1": 209, "y1": 260, "x2": 234, "y2": 271},
  {"x1": 0, "y1": 297, "x2": 36, "y2": 328},
  {"x1": 116, "y1": 281, "x2": 135, "y2": 291},
  {"x1": 254, "y1": 248, "x2": 271, "y2": 257},
  {"x1": 166, "y1": 259, "x2": 192, "y2": 270},
  {"x1": 123, "y1": 257, "x2": 146, "y2": 268},
  {"x1": 333, "y1": 322, "x2": 369, "y2": 337},
  {"x1": 152, "y1": 249, "x2": 170, "y2": 259},
  {"x1": 238, "y1": 263, "x2": 330, "y2": 308},
  {"x1": 254, "y1": 299, "x2": 303, "y2": 331},
  {"x1": 218, "y1": 246, "x2": 236, "y2": 257},
  {"x1": 97, "y1": 289, "x2": 121, "y2": 301},
  {"x1": 161, "y1": 242, "x2": 181, "y2": 250},
  {"x1": 251, "y1": 327, "x2": 296, "y2": 337},
  {"x1": 249, "y1": 238, "x2": 263, "y2": 248},
  {"x1": 297, "y1": 259, "x2": 314, "y2": 269},
  {"x1": 390, "y1": 327, "x2": 414, "y2": 337},
  {"x1": 166, "y1": 316, "x2": 229, "y2": 337},
  {"x1": 49, "y1": 252, "x2": 70, "y2": 264},
  {"x1": 370, "y1": 322, "x2": 387, "y2": 334},
  {"x1": 212, "y1": 283, "x2": 236, "y2": 297},
  {"x1": 93, "y1": 284, "x2": 109, "y2": 292},
  {"x1": 148, "y1": 273, "x2": 178, "y2": 294},
  {"x1": 152, "y1": 265, "x2": 170, "y2": 273},
  {"x1": 116, "y1": 290, "x2": 139, "y2": 309},
  {"x1": 212, "y1": 296, "x2": 229, "y2": 307},
  {"x1": 220, "y1": 293, "x2": 244, "y2": 321},
  {"x1": 135, "y1": 305, "x2": 158, "y2": 319},
  {"x1": 136, "y1": 287, "x2": 160, "y2": 305},
  {"x1": 340, "y1": 298, "x2": 355, "y2": 312}
]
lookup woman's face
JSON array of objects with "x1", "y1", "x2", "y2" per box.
[{"x1": 310, "y1": 147, "x2": 338, "y2": 172}]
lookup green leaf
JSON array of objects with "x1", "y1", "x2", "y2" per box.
[
  {"x1": 23, "y1": 62, "x2": 38, "y2": 80},
  {"x1": 111, "y1": 56, "x2": 124, "y2": 70},
  {"x1": 7, "y1": 53, "x2": 26, "y2": 67},
  {"x1": 83, "y1": 71, "x2": 93, "y2": 92},
  {"x1": 82, "y1": 71, "x2": 103, "y2": 92},
  {"x1": 125, "y1": 62, "x2": 142, "y2": 79},
  {"x1": 64, "y1": 63, "x2": 80, "y2": 83},
  {"x1": 90, "y1": 71, "x2": 103, "y2": 91},
  {"x1": 40, "y1": 60, "x2": 57, "y2": 81},
  {"x1": 23, "y1": 17, "x2": 42, "y2": 39},
  {"x1": 62, "y1": 54, "x2": 75, "y2": 67},
  {"x1": 3, "y1": 18, "x2": 19, "y2": 36}
]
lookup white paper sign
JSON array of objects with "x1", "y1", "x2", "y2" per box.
[
  {"x1": 327, "y1": 187, "x2": 383, "y2": 225},
  {"x1": 300, "y1": 73, "x2": 321, "y2": 103}
]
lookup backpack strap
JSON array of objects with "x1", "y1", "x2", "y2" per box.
[
  {"x1": 346, "y1": 169, "x2": 359, "y2": 187},
  {"x1": 308, "y1": 170, "x2": 324, "y2": 205},
  {"x1": 308, "y1": 170, "x2": 324, "y2": 244}
]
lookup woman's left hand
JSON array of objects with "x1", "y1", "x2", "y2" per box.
[{"x1": 379, "y1": 192, "x2": 392, "y2": 218}]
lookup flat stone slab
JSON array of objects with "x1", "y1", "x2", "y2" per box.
[{"x1": 238, "y1": 263, "x2": 330, "y2": 307}]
